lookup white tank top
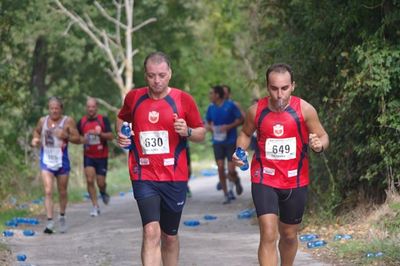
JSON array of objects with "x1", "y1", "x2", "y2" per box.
[{"x1": 41, "y1": 115, "x2": 68, "y2": 170}]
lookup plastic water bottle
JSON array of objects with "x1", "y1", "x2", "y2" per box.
[
  {"x1": 204, "y1": 215, "x2": 217, "y2": 220},
  {"x1": 3, "y1": 230, "x2": 14, "y2": 237},
  {"x1": 183, "y1": 220, "x2": 200, "y2": 227},
  {"x1": 121, "y1": 122, "x2": 133, "y2": 150},
  {"x1": 17, "y1": 254, "x2": 27, "y2": 261},
  {"x1": 307, "y1": 240, "x2": 327, "y2": 248},
  {"x1": 299, "y1": 234, "x2": 319, "y2": 242},
  {"x1": 235, "y1": 147, "x2": 249, "y2": 171},
  {"x1": 237, "y1": 208, "x2": 256, "y2": 219},
  {"x1": 366, "y1": 251, "x2": 383, "y2": 258},
  {"x1": 22, "y1": 230, "x2": 35, "y2": 236},
  {"x1": 5, "y1": 219, "x2": 18, "y2": 227},
  {"x1": 333, "y1": 234, "x2": 352, "y2": 241}
]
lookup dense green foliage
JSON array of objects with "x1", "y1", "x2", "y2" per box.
[
  {"x1": 0, "y1": 0, "x2": 399, "y2": 215},
  {"x1": 255, "y1": 0, "x2": 400, "y2": 214}
]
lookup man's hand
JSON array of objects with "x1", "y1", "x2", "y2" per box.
[
  {"x1": 173, "y1": 117, "x2": 190, "y2": 137},
  {"x1": 31, "y1": 137, "x2": 40, "y2": 147},
  {"x1": 117, "y1": 131, "x2": 132, "y2": 149},
  {"x1": 309, "y1": 133, "x2": 323, "y2": 153}
]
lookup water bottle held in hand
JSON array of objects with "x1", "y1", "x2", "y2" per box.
[
  {"x1": 121, "y1": 122, "x2": 133, "y2": 150},
  {"x1": 235, "y1": 147, "x2": 249, "y2": 171}
]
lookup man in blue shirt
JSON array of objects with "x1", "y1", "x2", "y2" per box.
[{"x1": 206, "y1": 85, "x2": 244, "y2": 204}]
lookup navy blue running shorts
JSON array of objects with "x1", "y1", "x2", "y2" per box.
[
  {"x1": 212, "y1": 143, "x2": 236, "y2": 161},
  {"x1": 251, "y1": 183, "x2": 308, "y2": 224},
  {"x1": 84, "y1": 157, "x2": 108, "y2": 176},
  {"x1": 132, "y1": 180, "x2": 187, "y2": 235}
]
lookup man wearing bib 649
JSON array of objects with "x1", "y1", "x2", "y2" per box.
[
  {"x1": 233, "y1": 63, "x2": 329, "y2": 266},
  {"x1": 117, "y1": 52, "x2": 206, "y2": 266}
]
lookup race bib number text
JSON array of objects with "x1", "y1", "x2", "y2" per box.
[{"x1": 265, "y1": 137, "x2": 296, "y2": 160}]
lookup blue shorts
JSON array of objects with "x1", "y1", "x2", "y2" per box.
[
  {"x1": 40, "y1": 163, "x2": 70, "y2": 177},
  {"x1": 84, "y1": 157, "x2": 108, "y2": 176},
  {"x1": 132, "y1": 181, "x2": 187, "y2": 235}
]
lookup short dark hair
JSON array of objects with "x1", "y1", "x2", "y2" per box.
[
  {"x1": 212, "y1": 85, "x2": 225, "y2": 99},
  {"x1": 221, "y1": 84, "x2": 231, "y2": 93},
  {"x1": 48, "y1": 96, "x2": 63, "y2": 109},
  {"x1": 266, "y1": 63, "x2": 294, "y2": 85},
  {"x1": 144, "y1": 52, "x2": 171, "y2": 71}
]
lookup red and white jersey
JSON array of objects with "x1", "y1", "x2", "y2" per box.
[
  {"x1": 118, "y1": 87, "x2": 204, "y2": 182},
  {"x1": 251, "y1": 96, "x2": 310, "y2": 189}
]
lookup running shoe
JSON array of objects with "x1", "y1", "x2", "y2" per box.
[
  {"x1": 90, "y1": 207, "x2": 100, "y2": 217},
  {"x1": 228, "y1": 190, "x2": 236, "y2": 200},
  {"x1": 216, "y1": 182, "x2": 222, "y2": 191},
  {"x1": 235, "y1": 178, "x2": 243, "y2": 195},
  {"x1": 59, "y1": 215, "x2": 67, "y2": 233},
  {"x1": 101, "y1": 192, "x2": 110, "y2": 205},
  {"x1": 43, "y1": 220, "x2": 55, "y2": 234},
  {"x1": 222, "y1": 194, "x2": 231, "y2": 205}
]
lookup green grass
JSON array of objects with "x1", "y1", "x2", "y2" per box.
[{"x1": 331, "y1": 238, "x2": 400, "y2": 265}]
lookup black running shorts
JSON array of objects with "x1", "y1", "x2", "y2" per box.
[
  {"x1": 212, "y1": 143, "x2": 236, "y2": 161},
  {"x1": 251, "y1": 182, "x2": 308, "y2": 224},
  {"x1": 132, "y1": 180, "x2": 187, "y2": 235}
]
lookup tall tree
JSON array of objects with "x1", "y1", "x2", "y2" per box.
[{"x1": 54, "y1": 0, "x2": 157, "y2": 101}]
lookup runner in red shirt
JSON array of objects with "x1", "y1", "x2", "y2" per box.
[
  {"x1": 233, "y1": 63, "x2": 329, "y2": 266},
  {"x1": 77, "y1": 98, "x2": 114, "y2": 217},
  {"x1": 117, "y1": 52, "x2": 206, "y2": 266}
]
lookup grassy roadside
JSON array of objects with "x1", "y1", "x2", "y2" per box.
[{"x1": 300, "y1": 194, "x2": 400, "y2": 265}]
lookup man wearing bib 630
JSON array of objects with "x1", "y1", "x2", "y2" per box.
[
  {"x1": 117, "y1": 52, "x2": 206, "y2": 266},
  {"x1": 233, "y1": 63, "x2": 329, "y2": 266}
]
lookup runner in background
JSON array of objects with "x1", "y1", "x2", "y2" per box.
[{"x1": 77, "y1": 97, "x2": 114, "y2": 217}]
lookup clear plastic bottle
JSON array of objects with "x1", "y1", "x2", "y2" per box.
[
  {"x1": 235, "y1": 147, "x2": 249, "y2": 171},
  {"x1": 366, "y1": 251, "x2": 383, "y2": 258},
  {"x1": 121, "y1": 122, "x2": 133, "y2": 150},
  {"x1": 333, "y1": 234, "x2": 352, "y2": 241},
  {"x1": 307, "y1": 240, "x2": 327, "y2": 248},
  {"x1": 299, "y1": 234, "x2": 319, "y2": 242}
]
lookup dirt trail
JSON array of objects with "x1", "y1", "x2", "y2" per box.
[{"x1": 5, "y1": 172, "x2": 328, "y2": 265}]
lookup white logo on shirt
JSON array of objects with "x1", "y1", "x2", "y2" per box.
[
  {"x1": 273, "y1": 124, "x2": 284, "y2": 137},
  {"x1": 148, "y1": 111, "x2": 159, "y2": 124}
]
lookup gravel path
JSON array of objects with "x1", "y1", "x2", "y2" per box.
[{"x1": 4, "y1": 171, "x2": 328, "y2": 265}]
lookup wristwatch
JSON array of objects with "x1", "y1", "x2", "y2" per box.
[{"x1": 187, "y1": 127, "x2": 192, "y2": 137}]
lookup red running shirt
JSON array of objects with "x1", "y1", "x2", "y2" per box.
[
  {"x1": 118, "y1": 87, "x2": 204, "y2": 182},
  {"x1": 78, "y1": 115, "x2": 109, "y2": 158},
  {"x1": 251, "y1": 96, "x2": 310, "y2": 189}
]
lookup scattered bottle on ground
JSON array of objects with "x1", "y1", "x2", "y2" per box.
[
  {"x1": 5, "y1": 219, "x2": 18, "y2": 227},
  {"x1": 366, "y1": 251, "x2": 383, "y2": 258},
  {"x1": 299, "y1": 234, "x2": 319, "y2": 242},
  {"x1": 121, "y1": 122, "x2": 133, "y2": 150},
  {"x1": 204, "y1": 215, "x2": 217, "y2": 220},
  {"x1": 237, "y1": 208, "x2": 256, "y2": 219},
  {"x1": 3, "y1": 230, "x2": 14, "y2": 237},
  {"x1": 333, "y1": 234, "x2": 352, "y2": 241},
  {"x1": 235, "y1": 147, "x2": 249, "y2": 171},
  {"x1": 183, "y1": 220, "x2": 200, "y2": 227},
  {"x1": 307, "y1": 240, "x2": 327, "y2": 249},
  {"x1": 22, "y1": 230, "x2": 35, "y2": 236},
  {"x1": 17, "y1": 254, "x2": 27, "y2": 261}
]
